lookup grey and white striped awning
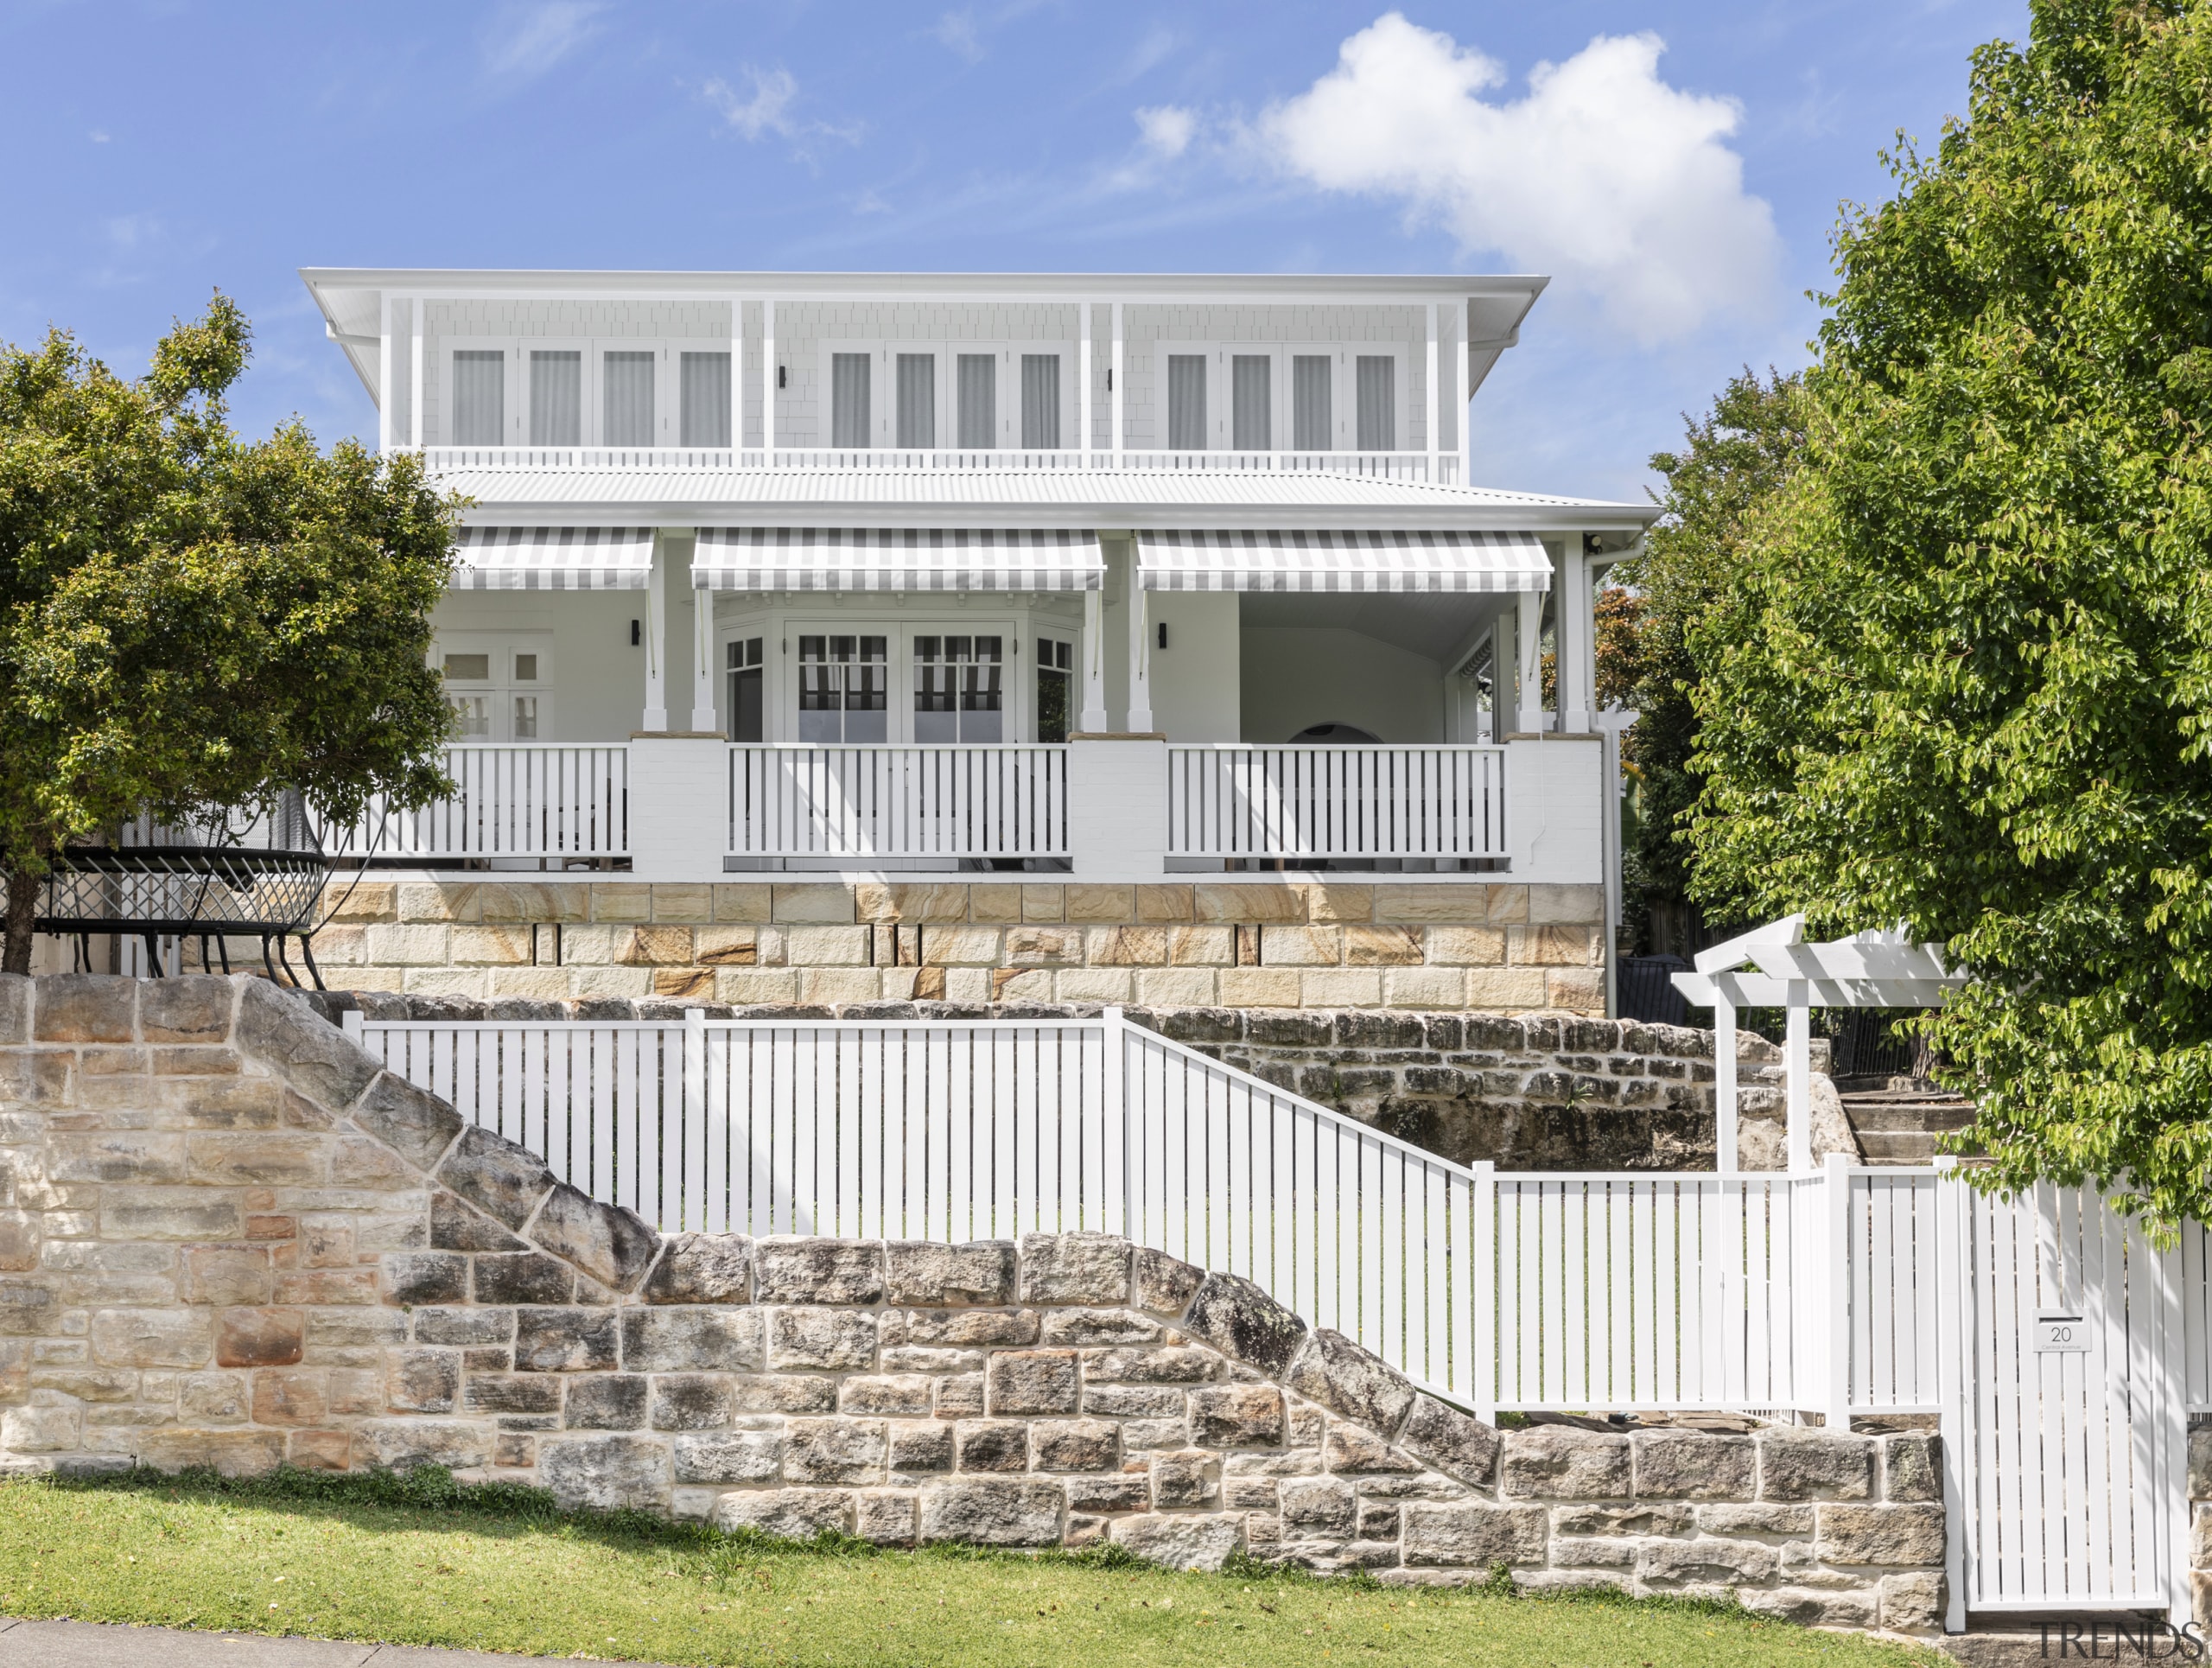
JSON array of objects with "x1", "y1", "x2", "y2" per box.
[
  {"x1": 693, "y1": 528, "x2": 1103, "y2": 592},
  {"x1": 454, "y1": 526, "x2": 656, "y2": 590},
  {"x1": 1135, "y1": 529, "x2": 1552, "y2": 592}
]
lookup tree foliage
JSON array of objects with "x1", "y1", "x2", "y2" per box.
[
  {"x1": 0, "y1": 297, "x2": 456, "y2": 972},
  {"x1": 1688, "y1": 0, "x2": 2212, "y2": 1228},
  {"x1": 1615, "y1": 372, "x2": 1808, "y2": 920}
]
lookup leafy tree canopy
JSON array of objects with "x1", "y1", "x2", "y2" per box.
[
  {"x1": 0, "y1": 296, "x2": 456, "y2": 972},
  {"x1": 1687, "y1": 0, "x2": 2212, "y2": 1228}
]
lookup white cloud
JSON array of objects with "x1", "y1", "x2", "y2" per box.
[
  {"x1": 932, "y1": 10, "x2": 982, "y2": 62},
  {"x1": 1134, "y1": 105, "x2": 1195, "y2": 160},
  {"x1": 1249, "y1": 13, "x2": 1779, "y2": 344},
  {"x1": 701, "y1": 67, "x2": 864, "y2": 153},
  {"x1": 88, "y1": 129, "x2": 111, "y2": 143},
  {"x1": 481, "y1": 1, "x2": 605, "y2": 80}
]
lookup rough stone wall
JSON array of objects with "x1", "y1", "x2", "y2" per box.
[
  {"x1": 312, "y1": 992, "x2": 1827, "y2": 1173},
  {"x1": 253, "y1": 879, "x2": 1606, "y2": 1016},
  {"x1": 0, "y1": 974, "x2": 1937, "y2": 1630}
]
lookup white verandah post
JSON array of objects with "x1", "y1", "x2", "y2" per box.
[
  {"x1": 690, "y1": 564, "x2": 716, "y2": 733},
  {"x1": 1125, "y1": 555, "x2": 1153, "y2": 733},
  {"x1": 1713, "y1": 996, "x2": 1739, "y2": 1173},
  {"x1": 1110, "y1": 302, "x2": 1124, "y2": 467},
  {"x1": 1785, "y1": 979, "x2": 1813, "y2": 1173},
  {"x1": 643, "y1": 534, "x2": 670, "y2": 732},
  {"x1": 377, "y1": 298, "x2": 393, "y2": 455},
  {"x1": 1079, "y1": 583, "x2": 1109, "y2": 734},
  {"x1": 762, "y1": 299, "x2": 777, "y2": 457},
  {"x1": 1078, "y1": 300, "x2": 1092, "y2": 460},
  {"x1": 409, "y1": 297, "x2": 424, "y2": 449}
]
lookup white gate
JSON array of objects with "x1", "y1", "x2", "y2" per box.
[{"x1": 1939, "y1": 1177, "x2": 2190, "y2": 1626}]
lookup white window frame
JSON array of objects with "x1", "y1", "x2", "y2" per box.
[
  {"x1": 442, "y1": 336, "x2": 683, "y2": 448},
  {"x1": 724, "y1": 606, "x2": 1049, "y2": 742},
  {"x1": 433, "y1": 630, "x2": 555, "y2": 742},
  {"x1": 813, "y1": 341, "x2": 1075, "y2": 452},
  {"x1": 1150, "y1": 341, "x2": 1411, "y2": 455}
]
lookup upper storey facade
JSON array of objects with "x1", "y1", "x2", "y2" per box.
[{"x1": 302, "y1": 270, "x2": 1548, "y2": 487}]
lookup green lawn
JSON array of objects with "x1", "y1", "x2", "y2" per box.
[{"x1": 0, "y1": 1470, "x2": 1942, "y2": 1667}]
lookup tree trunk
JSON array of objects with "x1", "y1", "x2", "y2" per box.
[{"x1": 2, "y1": 865, "x2": 38, "y2": 977}]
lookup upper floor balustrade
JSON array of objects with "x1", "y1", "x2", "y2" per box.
[{"x1": 405, "y1": 444, "x2": 1465, "y2": 484}]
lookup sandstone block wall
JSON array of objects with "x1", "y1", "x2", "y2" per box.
[
  {"x1": 241, "y1": 879, "x2": 1606, "y2": 1016},
  {"x1": 0, "y1": 974, "x2": 1938, "y2": 1631}
]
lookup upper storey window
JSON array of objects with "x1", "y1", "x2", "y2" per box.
[
  {"x1": 1154, "y1": 344, "x2": 1409, "y2": 454},
  {"x1": 823, "y1": 343, "x2": 1071, "y2": 451},
  {"x1": 442, "y1": 339, "x2": 729, "y2": 448}
]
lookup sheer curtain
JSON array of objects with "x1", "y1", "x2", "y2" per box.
[
  {"x1": 831, "y1": 353, "x2": 872, "y2": 447},
  {"x1": 529, "y1": 350, "x2": 580, "y2": 445},
  {"x1": 897, "y1": 354, "x2": 937, "y2": 449},
  {"x1": 957, "y1": 353, "x2": 995, "y2": 449},
  {"x1": 1231, "y1": 354, "x2": 1272, "y2": 451},
  {"x1": 452, "y1": 350, "x2": 505, "y2": 445},
  {"x1": 603, "y1": 352, "x2": 654, "y2": 446},
  {"x1": 1357, "y1": 356, "x2": 1396, "y2": 451},
  {"x1": 1021, "y1": 354, "x2": 1060, "y2": 449},
  {"x1": 1293, "y1": 355, "x2": 1332, "y2": 451},
  {"x1": 1167, "y1": 354, "x2": 1207, "y2": 449},
  {"x1": 680, "y1": 352, "x2": 731, "y2": 447}
]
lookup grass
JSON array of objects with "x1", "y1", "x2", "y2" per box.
[{"x1": 0, "y1": 1467, "x2": 1948, "y2": 1668}]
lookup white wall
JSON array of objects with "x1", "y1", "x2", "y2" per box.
[
  {"x1": 429, "y1": 589, "x2": 647, "y2": 742},
  {"x1": 1147, "y1": 592, "x2": 1240, "y2": 742},
  {"x1": 1239, "y1": 627, "x2": 1445, "y2": 745}
]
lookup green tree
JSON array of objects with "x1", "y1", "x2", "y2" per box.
[
  {"x1": 1611, "y1": 370, "x2": 1808, "y2": 942},
  {"x1": 1688, "y1": 0, "x2": 2212, "y2": 1229},
  {"x1": 0, "y1": 296, "x2": 457, "y2": 974}
]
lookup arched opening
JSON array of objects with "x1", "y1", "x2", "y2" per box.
[{"x1": 1287, "y1": 723, "x2": 1381, "y2": 744}]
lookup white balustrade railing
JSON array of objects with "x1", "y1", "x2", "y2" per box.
[
  {"x1": 333, "y1": 744, "x2": 628, "y2": 862},
  {"x1": 409, "y1": 445, "x2": 1459, "y2": 484},
  {"x1": 353, "y1": 1007, "x2": 1948, "y2": 1417},
  {"x1": 1166, "y1": 744, "x2": 1508, "y2": 862},
  {"x1": 728, "y1": 744, "x2": 1067, "y2": 861}
]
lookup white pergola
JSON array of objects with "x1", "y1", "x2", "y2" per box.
[{"x1": 1670, "y1": 915, "x2": 1966, "y2": 1173}]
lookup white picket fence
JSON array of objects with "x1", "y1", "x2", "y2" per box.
[
  {"x1": 1164, "y1": 744, "x2": 1508, "y2": 862},
  {"x1": 334, "y1": 744, "x2": 628, "y2": 862},
  {"x1": 354, "y1": 1006, "x2": 1944, "y2": 1418},
  {"x1": 727, "y1": 744, "x2": 1068, "y2": 861}
]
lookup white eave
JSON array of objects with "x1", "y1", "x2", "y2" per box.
[{"x1": 438, "y1": 468, "x2": 1656, "y2": 535}]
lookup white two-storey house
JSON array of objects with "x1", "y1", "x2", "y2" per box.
[{"x1": 297, "y1": 269, "x2": 1656, "y2": 1017}]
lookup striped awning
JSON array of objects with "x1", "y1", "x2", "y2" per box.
[
  {"x1": 693, "y1": 528, "x2": 1103, "y2": 592},
  {"x1": 454, "y1": 526, "x2": 656, "y2": 590},
  {"x1": 1135, "y1": 529, "x2": 1552, "y2": 593}
]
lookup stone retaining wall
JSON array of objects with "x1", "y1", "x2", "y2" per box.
[
  {"x1": 315, "y1": 992, "x2": 1827, "y2": 1172},
  {"x1": 0, "y1": 974, "x2": 1936, "y2": 1630},
  {"x1": 253, "y1": 878, "x2": 1606, "y2": 1016}
]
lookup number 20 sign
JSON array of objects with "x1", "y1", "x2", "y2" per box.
[{"x1": 2036, "y1": 1313, "x2": 2089, "y2": 1353}]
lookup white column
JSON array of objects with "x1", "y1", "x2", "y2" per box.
[
  {"x1": 1560, "y1": 536, "x2": 1593, "y2": 734},
  {"x1": 1713, "y1": 996, "x2": 1739, "y2": 1172},
  {"x1": 1078, "y1": 301, "x2": 1092, "y2": 459},
  {"x1": 410, "y1": 297, "x2": 424, "y2": 449},
  {"x1": 1124, "y1": 558, "x2": 1152, "y2": 732},
  {"x1": 762, "y1": 299, "x2": 776, "y2": 455},
  {"x1": 1822, "y1": 1149, "x2": 1853, "y2": 1429},
  {"x1": 1452, "y1": 296, "x2": 1471, "y2": 485},
  {"x1": 1080, "y1": 583, "x2": 1108, "y2": 733},
  {"x1": 1516, "y1": 589, "x2": 1546, "y2": 732},
  {"x1": 1785, "y1": 981, "x2": 1813, "y2": 1173},
  {"x1": 1426, "y1": 302, "x2": 1440, "y2": 481},
  {"x1": 690, "y1": 570, "x2": 717, "y2": 733},
  {"x1": 1110, "y1": 302, "x2": 1124, "y2": 465},
  {"x1": 643, "y1": 535, "x2": 670, "y2": 732},
  {"x1": 377, "y1": 298, "x2": 393, "y2": 455},
  {"x1": 729, "y1": 297, "x2": 744, "y2": 455}
]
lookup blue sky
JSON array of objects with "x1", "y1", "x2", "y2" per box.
[{"x1": 0, "y1": 0, "x2": 2025, "y2": 501}]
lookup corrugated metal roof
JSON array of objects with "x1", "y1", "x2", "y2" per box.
[{"x1": 439, "y1": 468, "x2": 1654, "y2": 532}]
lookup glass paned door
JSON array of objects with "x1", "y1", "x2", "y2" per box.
[
  {"x1": 798, "y1": 634, "x2": 887, "y2": 742},
  {"x1": 727, "y1": 637, "x2": 765, "y2": 742},
  {"x1": 914, "y1": 635, "x2": 1004, "y2": 742},
  {"x1": 1036, "y1": 637, "x2": 1072, "y2": 743}
]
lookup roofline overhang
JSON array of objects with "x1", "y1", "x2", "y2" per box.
[{"x1": 444, "y1": 499, "x2": 1657, "y2": 536}]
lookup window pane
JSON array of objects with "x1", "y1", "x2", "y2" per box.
[
  {"x1": 957, "y1": 353, "x2": 995, "y2": 449},
  {"x1": 1021, "y1": 353, "x2": 1061, "y2": 449},
  {"x1": 1293, "y1": 355, "x2": 1332, "y2": 451},
  {"x1": 680, "y1": 352, "x2": 732, "y2": 447},
  {"x1": 512, "y1": 696, "x2": 538, "y2": 739},
  {"x1": 1036, "y1": 666, "x2": 1069, "y2": 744},
  {"x1": 831, "y1": 353, "x2": 871, "y2": 448},
  {"x1": 452, "y1": 351, "x2": 505, "y2": 445},
  {"x1": 1357, "y1": 356, "x2": 1396, "y2": 451},
  {"x1": 449, "y1": 695, "x2": 491, "y2": 738},
  {"x1": 603, "y1": 351, "x2": 654, "y2": 446},
  {"x1": 530, "y1": 350, "x2": 582, "y2": 446},
  {"x1": 896, "y1": 353, "x2": 936, "y2": 449},
  {"x1": 442, "y1": 653, "x2": 491, "y2": 681},
  {"x1": 1232, "y1": 354, "x2": 1271, "y2": 450},
  {"x1": 514, "y1": 653, "x2": 538, "y2": 682},
  {"x1": 1167, "y1": 354, "x2": 1206, "y2": 449},
  {"x1": 729, "y1": 668, "x2": 762, "y2": 742}
]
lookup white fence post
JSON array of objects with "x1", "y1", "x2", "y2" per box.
[
  {"x1": 340, "y1": 1009, "x2": 365, "y2": 1045},
  {"x1": 1471, "y1": 1160, "x2": 1497, "y2": 1423},
  {"x1": 1785, "y1": 982, "x2": 1813, "y2": 1173},
  {"x1": 1713, "y1": 998, "x2": 1738, "y2": 1173},
  {"x1": 1932, "y1": 1155, "x2": 1968, "y2": 1635},
  {"x1": 1103, "y1": 1005, "x2": 1129, "y2": 1237},
  {"x1": 1825, "y1": 1150, "x2": 1853, "y2": 1431}
]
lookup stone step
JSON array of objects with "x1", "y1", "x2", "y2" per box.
[
  {"x1": 1844, "y1": 1104, "x2": 1975, "y2": 1132},
  {"x1": 1840, "y1": 1085, "x2": 1976, "y2": 1167},
  {"x1": 1857, "y1": 1131, "x2": 1939, "y2": 1164}
]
